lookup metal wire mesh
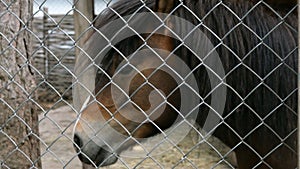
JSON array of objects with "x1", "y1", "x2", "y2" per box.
[{"x1": 0, "y1": 0, "x2": 298, "y2": 168}]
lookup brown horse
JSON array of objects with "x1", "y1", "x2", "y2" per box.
[{"x1": 73, "y1": 0, "x2": 298, "y2": 168}]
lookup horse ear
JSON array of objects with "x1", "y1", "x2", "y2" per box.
[{"x1": 154, "y1": 0, "x2": 175, "y2": 13}]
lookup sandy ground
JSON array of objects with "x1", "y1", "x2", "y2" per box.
[
  {"x1": 38, "y1": 105, "x2": 236, "y2": 169},
  {"x1": 39, "y1": 106, "x2": 82, "y2": 169}
]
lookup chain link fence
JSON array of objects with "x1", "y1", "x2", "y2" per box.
[{"x1": 0, "y1": 0, "x2": 298, "y2": 168}]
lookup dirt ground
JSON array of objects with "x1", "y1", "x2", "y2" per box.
[{"x1": 38, "y1": 105, "x2": 236, "y2": 169}]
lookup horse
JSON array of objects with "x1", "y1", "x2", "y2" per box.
[{"x1": 73, "y1": 0, "x2": 298, "y2": 168}]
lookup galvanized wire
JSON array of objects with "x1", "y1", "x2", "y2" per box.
[{"x1": 0, "y1": 0, "x2": 298, "y2": 168}]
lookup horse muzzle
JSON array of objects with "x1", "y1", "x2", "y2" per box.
[{"x1": 73, "y1": 133, "x2": 118, "y2": 167}]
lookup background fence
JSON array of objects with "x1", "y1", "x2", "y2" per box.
[
  {"x1": 33, "y1": 13, "x2": 75, "y2": 102},
  {"x1": 0, "y1": 0, "x2": 298, "y2": 169}
]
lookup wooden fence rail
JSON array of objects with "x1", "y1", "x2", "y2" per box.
[{"x1": 33, "y1": 14, "x2": 76, "y2": 102}]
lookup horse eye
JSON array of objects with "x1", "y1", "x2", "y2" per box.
[{"x1": 97, "y1": 69, "x2": 103, "y2": 74}]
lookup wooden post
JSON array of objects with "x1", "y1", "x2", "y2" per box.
[
  {"x1": 0, "y1": 0, "x2": 41, "y2": 168},
  {"x1": 73, "y1": 1, "x2": 95, "y2": 168},
  {"x1": 73, "y1": 0, "x2": 95, "y2": 58}
]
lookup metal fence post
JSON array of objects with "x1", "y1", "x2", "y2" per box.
[{"x1": 43, "y1": 7, "x2": 49, "y2": 75}]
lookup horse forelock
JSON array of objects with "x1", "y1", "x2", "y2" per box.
[{"x1": 90, "y1": 0, "x2": 297, "y2": 70}]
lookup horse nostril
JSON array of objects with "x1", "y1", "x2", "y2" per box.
[{"x1": 73, "y1": 134, "x2": 83, "y2": 151}]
